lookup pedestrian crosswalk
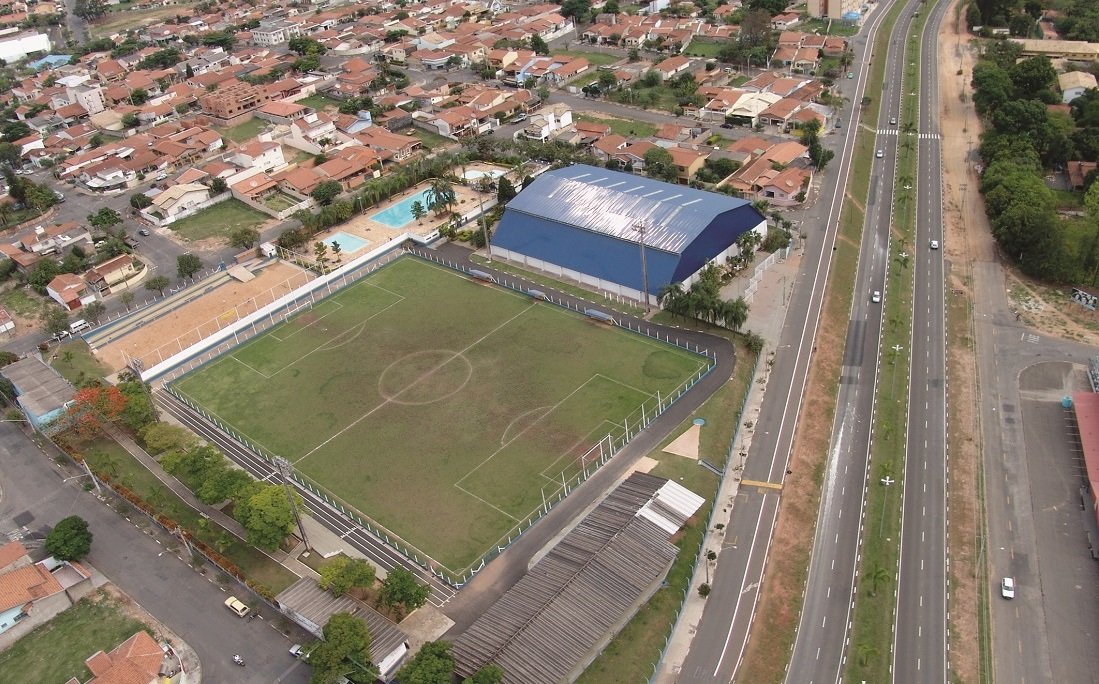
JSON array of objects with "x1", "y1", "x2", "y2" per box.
[{"x1": 876, "y1": 129, "x2": 942, "y2": 139}]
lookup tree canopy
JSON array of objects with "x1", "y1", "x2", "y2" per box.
[
  {"x1": 309, "y1": 612, "x2": 376, "y2": 684},
  {"x1": 45, "y1": 516, "x2": 93, "y2": 561},
  {"x1": 396, "y1": 640, "x2": 455, "y2": 684}
]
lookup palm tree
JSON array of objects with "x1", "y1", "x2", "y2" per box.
[
  {"x1": 864, "y1": 563, "x2": 890, "y2": 596},
  {"x1": 657, "y1": 282, "x2": 685, "y2": 317},
  {"x1": 411, "y1": 200, "x2": 426, "y2": 224},
  {"x1": 721, "y1": 297, "x2": 749, "y2": 332},
  {"x1": 331, "y1": 241, "x2": 342, "y2": 264},
  {"x1": 425, "y1": 179, "x2": 456, "y2": 217}
]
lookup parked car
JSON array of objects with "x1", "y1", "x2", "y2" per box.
[
  {"x1": 155, "y1": 172, "x2": 168, "y2": 181},
  {"x1": 1001, "y1": 577, "x2": 1015, "y2": 599},
  {"x1": 138, "y1": 228, "x2": 151, "y2": 236},
  {"x1": 289, "y1": 644, "x2": 310, "y2": 660},
  {"x1": 511, "y1": 113, "x2": 527, "y2": 123},
  {"x1": 847, "y1": 71, "x2": 854, "y2": 78},
  {"x1": 224, "y1": 596, "x2": 250, "y2": 617},
  {"x1": 53, "y1": 191, "x2": 64, "y2": 202}
]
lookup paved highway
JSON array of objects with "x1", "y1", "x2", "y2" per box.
[
  {"x1": 674, "y1": 2, "x2": 908, "y2": 682},
  {"x1": 782, "y1": 0, "x2": 920, "y2": 678},
  {"x1": 891, "y1": 0, "x2": 950, "y2": 680}
]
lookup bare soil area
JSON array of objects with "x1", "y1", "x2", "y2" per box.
[
  {"x1": 936, "y1": 2, "x2": 986, "y2": 680},
  {"x1": 95, "y1": 261, "x2": 312, "y2": 371}
]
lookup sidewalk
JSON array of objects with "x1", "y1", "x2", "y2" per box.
[{"x1": 653, "y1": 249, "x2": 802, "y2": 683}]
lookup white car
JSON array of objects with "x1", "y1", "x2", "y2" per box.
[
  {"x1": 1001, "y1": 577, "x2": 1015, "y2": 599},
  {"x1": 930, "y1": 239, "x2": 939, "y2": 250},
  {"x1": 871, "y1": 290, "x2": 881, "y2": 303},
  {"x1": 224, "y1": 596, "x2": 250, "y2": 617},
  {"x1": 889, "y1": 117, "x2": 897, "y2": 125},
  {"x1": 876, "y1": 149, "x2": 884, "y2": 159}
]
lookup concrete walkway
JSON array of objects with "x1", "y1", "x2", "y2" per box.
[{"x1": 654, "y1": 247, "x2": 802, "y2": 683}]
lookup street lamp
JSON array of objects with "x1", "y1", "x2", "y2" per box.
[
  {"x1": 275, "y1": 457, "x2": 310, "y2": 551},
  {"x1": 634, "y1": 218, "x2": 650, "y2": 312},
  {"x1": 890, "y1": 344, "x2": 904, "y2": 394}
]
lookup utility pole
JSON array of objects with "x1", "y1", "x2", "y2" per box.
[
  {"x1": 477, "y1": 180, "x2": 491, "y2": 262},
  {"x1": 634, "y1": 218, "x2": 650, "y2": 312},
  {"x1": 275, "y1": 457, "x2": 309, "y2": 551}
]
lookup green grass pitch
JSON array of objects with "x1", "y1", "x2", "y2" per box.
[{"x1": 172, "y1": 256, "x2": 708, "y2": 572}]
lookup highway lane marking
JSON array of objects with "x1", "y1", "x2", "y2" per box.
[{"x1": 740, "y1": 479, "x2": 783, "y2": 490}]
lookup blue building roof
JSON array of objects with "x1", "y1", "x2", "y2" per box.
[
  {"x1": 29, "y1": 55, "x2": 72, "y2": 71},
  {"x1": 504, "y1": 165, "x2": 753, "y2": 254},
  {"x1": 493, "y1": 166, "x2": 766, "y2": 296}
]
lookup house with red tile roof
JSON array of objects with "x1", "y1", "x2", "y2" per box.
[
  {"x1": 47, "y1": 273, "x2": 96, "y2": 311},
  {"x1": 66, "y1": 630, "x2": 167, "y2": 684}
]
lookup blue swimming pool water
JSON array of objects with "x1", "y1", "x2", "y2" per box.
[
  {"x1": 323, "y1": 231, "x2": 370, "y2": 253},
  {"x1": 370, "y1": 188, "x2": 433, "y2": 228}
]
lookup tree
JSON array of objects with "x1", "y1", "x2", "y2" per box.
[
  {"x1": 312, "y1": 181, "x2": 342, "y2": 207},
  {"x1": 119, "y1": 290, "x2": 135, "y2": 311},
  {"x1": 425, "y1": 179, "x2": 456, "y2": 216},
  {"x1": 410, "y1": 200, "x2": 426, "y2": 223},
  {"x1": 864, "y1": 563, "x2": 890, "y2": 596},
  {"x1": 122, "y1": 113, "x2": 140, "y2": 129},
  {"x1": 530, "y1": 34, "x2": 549, "y2": 55},
  {"x1": 643, "y1": 147, "x2": 678, "y2": 182},
  {"x1": 0, "y1": 141, "x2": 20, "y2": 167},
  {"x1": 146, "y1": 275, "x2": 170, "y2": 295},
  {"x1": 331, "y1": 241, "x2": 343, "y2": 264},
  {"x1": 196, "y1": 468, "x2": 252, "y2": 505},
  {"x1": 229, "y1": 227, "x2": 260, "y2": 248},
  {"x1": 43, "y1": 307, "x2": 70, "y2": 339},
  {"x1": 309, "y1": 612, "x2": 376, "y2": 684},
  {"x1": 83, "y1": 301, "x2": 106, "y2": 324},
  {"x1": 240, "y1": 483, "x2": 300, "y2": 550},
  {"x1": 210, "y1": 176, "x2": 228, "y2": 194},
  {"x1": 130, "y1": 193, "x2": 152, "y2": 210},
  {"x1": 318, "y1": 556, "x2": 377, "y2": 597},
  {"x1": 463, "y1": 664, "x2": 505, "y2": 684},
  {"x1": 496, "y1": 177, "x2": 517, "y2": 203},
  {"x1": 177, "y1": 253, "x2": 202, "y2": 279},
  {"x1": 28, "y1": 259, "x2": 61, "y2": 294},
  {"x1": 313, "y1": 241, "x2": 330, "y2": 270},
  {"x1": 88, "y1": 207, "x2": 123, "y2": 234},
  {"x1": 379, "y1": 567, "x2": 431, "y2": 613},
  {"x1": 2, "y1": 121, "x2": 30, "y2": 143},
  {"x1": 66, "y1": 385, "x2": 128, "y2": 438},
  {"x1": 560, "y1": 0, "x2": 591, "y2": 22},
  {"x1": 45, "y1": 516, "x2": 92, "y2": 561},
  {"x1": 140, "y1": 422, "x2": 196, "y2": 454},
  {"x1": 396, "y1": 640, "x2": 455, "y2": 684}
]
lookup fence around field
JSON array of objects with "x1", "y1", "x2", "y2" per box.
[
  {"x1": 646, "y1": 353, "x2": 761, "y2": 683},
  {"x1": 141, "y1": 236, "x2": 409, "y2": 383},
  {"x1": 155, "y1": 245, "x2": 721, "y2": 587}
]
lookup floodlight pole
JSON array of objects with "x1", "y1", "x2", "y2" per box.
[
  {"x1": 477, "y1": 183, "x2": 491, "y2": 263},
  {"x1": 275, "y1": 457, "x2": 310, "y2": 551},
  {"x1": 634, "y1": 218, "x2": 650, "y2": 312}
]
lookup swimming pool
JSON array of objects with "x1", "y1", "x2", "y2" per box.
[
  {"x1": 323, "y1": 231, "x2": 370, "y2": 254},
  {"x1": 371, "y1": 188, "x2": 433, "y2": 228}
]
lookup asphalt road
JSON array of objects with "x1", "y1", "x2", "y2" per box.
[
  {"x1": 782, "y1": 1, "x2": 919, "y2": 677},
  {"x1": 891, "y1": 0, "x2": 951, "y2": 680},
  {"x1": 673, "y1": 2, "x2": 903, "y2": 682},
  {"x1": 0, "y1": 422, "x2": 312, "y2": 683}
]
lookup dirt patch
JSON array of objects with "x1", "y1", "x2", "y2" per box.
[
  {"x1": 936, "y1": 3, "x2": 983, "y2": 681},
  {"x1": 95, "y1": 261, "x2": 312, "y2": 371}
]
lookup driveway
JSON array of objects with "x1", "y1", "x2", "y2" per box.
[{"x1": 0, "y1": 422, "x2": 312, "y2": 684}]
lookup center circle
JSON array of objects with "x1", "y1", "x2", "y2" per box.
[{"x1": 378, "y1": 350, "x2": 473, "y2": 405}]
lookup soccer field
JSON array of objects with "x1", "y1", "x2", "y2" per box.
[{"x1": 172, "y1": 256, "x2": 708, "y2": 572}]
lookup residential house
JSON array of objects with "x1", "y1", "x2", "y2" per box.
[
  {"x1": 251, "y1": 19, "x2": 302, "y2": 46},
  {"x1": 285, "y1": 112, "x2": 340, "y2": 154},
  {"x1": 1067, "y1": 160, "x2": 1098, "y2": 191},
  {"x1": 667, "y1": 146, "x2": 708, "y2": 184},
  {"x1": 353, "y1": 126, "x2": 421, "y2": 162},
  {"x1": 518, "y1": 103, "x2": 573, "y2": 142},
  {"x1": 758, "y1": 166, "x2": 811, "y2": 205},
  {"x1": 231, "y1": 141, "x2": 286, "y2": 173},
  {"x1": 46, "y1": 273, "x2": 95, "y2": 310},
  {"x1": 314, "y1": 145, "x2": 380, "y2": 190},
  {"x1": 142, "y1": 184, "x2": 212, "y2": 226},
  {"x1": 256, "y1": 100, "x2": 309, "y2": 125},
  {"x1": 0, "y1": 541, "x2": 92, "y2": 646},
  {"x1": 653, "y1": 55, "x2": 691, "y2": 80},
  {"x1": 1059, "y1": 71, "x2": 1097, "y2": 104},
  {"x1": 83, "y1": 254, "x2": 140, "y2": 293},
  {"x1": 17, "y1": 222, "x2": 92, "y2": 256},
  {"x1": 771, "y1": 12, "x2": 800, "y2": 30},
  {"x1": 74, "y1": 630, "x2": 168, "y2": 684}
]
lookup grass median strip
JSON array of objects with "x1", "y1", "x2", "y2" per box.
[{"x1": 844, "y1": 5, "x2": 933, "y2": 682}]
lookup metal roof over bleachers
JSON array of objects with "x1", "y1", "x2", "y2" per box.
[
  {"x1": 504, "y1": 165, "x2": 753, "y2": 254},
  {"x1": 452, "y1": 472, "x2": 704, "y2": 684}
]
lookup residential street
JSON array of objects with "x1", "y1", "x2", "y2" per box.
[{"x1": 0, "y1": 422, "x2": 313, "y2": 683}]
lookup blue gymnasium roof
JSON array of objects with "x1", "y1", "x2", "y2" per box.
[{"x1": 504, "y1": 164, "x2": 753, "y2": 254}]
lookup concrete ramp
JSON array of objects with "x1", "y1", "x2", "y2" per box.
[{"x1": 227, "y1": 265, "x2": 255, "y2": 283}]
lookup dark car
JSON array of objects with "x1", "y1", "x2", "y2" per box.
[
  {"x1": 138, "y1": 228, "x2": 150, "y2": 236},
  {"x1": 721, "y1": 123, "x2": 735, "y2": 129}
]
